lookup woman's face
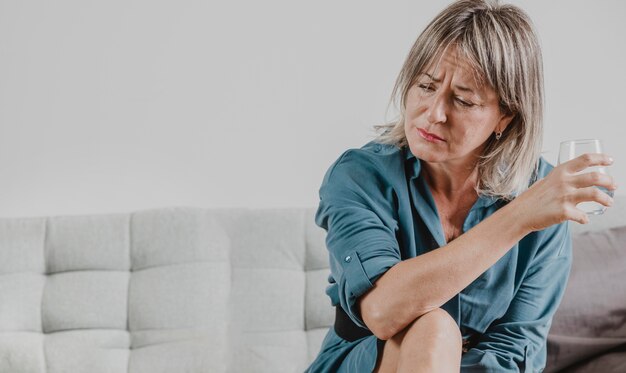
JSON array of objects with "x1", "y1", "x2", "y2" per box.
[{"x1": 404, "y1": 48, "x2": 513, "y2": 166}]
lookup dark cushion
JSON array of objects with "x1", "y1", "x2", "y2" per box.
[{"x1": 546, "y1": 225, "x2": 626, "y2": 372}]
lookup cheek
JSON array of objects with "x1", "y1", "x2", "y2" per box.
[
  {"x1": 405, "y1": 89, "x2": 426, "y2": 114},
  {"x1": 445, "y1": 124, "x2": 482, "y2": 150},
  {"x1": 405, "y1": 104, "x2": 427, "y2": 125},
  {"x1": 404, "y1": 118, "x2": 416, "y2": 139},
  {"x1": 453, "y1": 127, "x2": 496, "y2": 153}
]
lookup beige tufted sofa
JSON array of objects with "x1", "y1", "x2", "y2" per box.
[
  {"x1": 0, "y1": 207, "x2": 331, "y2": 372},
  {"x1": 1, "y1": 200, "x2": 625, "y2": 372}
]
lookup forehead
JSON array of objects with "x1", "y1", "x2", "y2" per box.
[
  {"x1": 421, "y1": 48, "x2": 486, "y2": 87},
  {"x1": 419, "y1": 48, "x2": 499, "y2": 101}
]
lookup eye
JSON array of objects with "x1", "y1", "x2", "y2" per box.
[
  {"x1": 418, "y1": 83, "x2": 435, "y2": 93},
  {"x1": 455, "y1": 97, "x2": 475, "y2": 108}
]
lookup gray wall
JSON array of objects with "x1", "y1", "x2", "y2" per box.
[{"x1": 1, "y1": 0, "x2": 624, "y2": 218}]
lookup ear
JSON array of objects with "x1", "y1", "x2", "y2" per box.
[{"x1": 495, "y1": 112, "x2": 515, "y2": 134}]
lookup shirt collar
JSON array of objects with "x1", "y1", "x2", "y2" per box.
[{"x1": 402, "y1": 145, "x2": 501, "y2": 210}]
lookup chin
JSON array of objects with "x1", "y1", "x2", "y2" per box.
[
  {"x1": 408, "y1": 143, "x2": 447, "y2": 163},
  {"x1": 417, "y1": 154, "x2": 447, "y2": 163}
]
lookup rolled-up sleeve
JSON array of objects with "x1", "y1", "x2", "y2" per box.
[
  {"x1": 315, "y1": 150, "x2": 402, "y2": 329},
  {"x1": 461, "y1": 221, "x2": 573, "y2": 372}
]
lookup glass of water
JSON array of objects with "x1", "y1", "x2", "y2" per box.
[{"x1": 558, "y1": 139, "x2": 613, "y2": 215}]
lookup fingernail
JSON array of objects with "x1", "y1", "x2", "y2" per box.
[{"x1": 608, "y1": 157, "x2": 614, "y2": 164}]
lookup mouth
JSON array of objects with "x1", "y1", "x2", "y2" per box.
[{"x1": 417, "y1": 128, "x2": 445, "y2": 142}]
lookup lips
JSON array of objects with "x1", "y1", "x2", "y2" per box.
[{"x1": 417, "y1": 128, "x2": 445, "y2": 142}]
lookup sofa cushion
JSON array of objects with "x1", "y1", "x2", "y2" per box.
[
  {"x1": 0, "y1": 207, "x2": 231, "y2": 373},
  {"x1": 546, "y1": 225, "x2": 626, "y2": 372},
  {"x1": 128, "y1": 208, "x2": 230, "y2": 373},
  {"x1": 560, "y1": 348, "x2": 626, "y2": 373},
  {"x1": 213, "y1": 208, "x2": 310, "y2": 372}
]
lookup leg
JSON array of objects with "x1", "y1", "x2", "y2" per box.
[{"x1": 374, "y1": 308, "x2": 463, "y2": 373}]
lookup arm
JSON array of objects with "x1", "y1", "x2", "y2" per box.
[
  {"x1": 320, "y1": 151, "x2": 612, "y2": 341},
  {"x1": 359, "y1": 153, "x2": 613, "y2": 340},
  {"x1": 317, "y1": 150, "x2": 531, "y2": 341},
  {"x1": 460, "y1": 221, "x2": 573, "y2": 372},
  {"x1": 359, "y1": 203, "x2": 530, "y2": 340},
  {"x1": 315, "y1": 150, "x2": 403, "y2": 336}
]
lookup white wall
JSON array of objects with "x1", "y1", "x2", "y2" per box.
[{"x1": 1, "y1": 0, "x2": 624, "y2": 218}]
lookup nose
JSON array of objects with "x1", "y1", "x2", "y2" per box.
[{"x1": 426, "y1": 91, "x2": 448, "y2": 124}]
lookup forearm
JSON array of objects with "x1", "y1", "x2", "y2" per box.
[{"x1": 361, "y1": 201, "x2": 530, "y2": 340}]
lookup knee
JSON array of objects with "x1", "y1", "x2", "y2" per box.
[
  {"x1": 392, "y1": 309, "x2": 463, "y2": 371},
  {"x1": 401, "y1": 308, "x2": 462, "y2": 349}
]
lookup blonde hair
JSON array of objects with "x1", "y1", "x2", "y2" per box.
[{"x1": 374, "y1": 0, "x2": 544, "y2": 200}]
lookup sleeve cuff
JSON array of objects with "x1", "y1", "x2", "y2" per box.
[{"x1": 341, "y1": 249, "x2": 401, "y2": 329}]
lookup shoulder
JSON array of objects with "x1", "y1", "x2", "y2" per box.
[
  {"x1": 536, "y1": 155, "x2": 555, "y2": 180},
  {"x1": 323, "y1": 141, "x2": 405, "y2": 183},
  {"x1": 524, "y1": 155, "x2": 557, "y2": 189},
  {"x1": 316, "y1": 141, "x2": 405, "y2": 222},
  {"x1": 525, "y1": 156, "x2": 555, "y2": 187}
]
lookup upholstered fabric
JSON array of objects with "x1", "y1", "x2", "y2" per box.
[
  {"x1": 0, "y1": 208, "x2": 231, "y2": 373},
  {"x1": 545, "y1": 225, "x2": 626, "y2": 372},
  {"x1": 0, "y1": 199, "x2": 624, "y2": 372}
]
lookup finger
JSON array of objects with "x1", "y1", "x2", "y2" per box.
[
  {"x1": 571, "y1": 171, "x2": 617, "y2": 190},
  {"x1": 569, "y1": 207, "x2": 589, "y2": 225},
  {"x1": 564, "y1": 153, "x2": 613, "y2": 174},
  {"x1": 572, "y1": 186, "x2": 614, "y2": 207}
]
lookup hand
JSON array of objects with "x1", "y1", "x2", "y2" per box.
[{"x1": 510, "y1": 153, "x2": 618, "y2": 232}]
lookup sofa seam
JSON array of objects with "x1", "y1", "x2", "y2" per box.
[
  {"x1": 126, "y1": 212, "x2": 133, "y2": 373},
  {"x1": 302, "y1": 209, "x2": 309, "y2": 334},
  {"x1": 41, "y1": 217, "x2": 48, "y2": 373},
  {"x1": 225, "y1": 213, "x2": 236, "y2": 372}
]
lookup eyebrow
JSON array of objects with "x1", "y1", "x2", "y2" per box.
[{"x1": 422, "y1": 73, "x2": 478, "y2": 95}]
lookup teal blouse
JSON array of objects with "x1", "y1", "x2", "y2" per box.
[{"x1": 306, "y1": 141, "x2": 572, "y2": 373}]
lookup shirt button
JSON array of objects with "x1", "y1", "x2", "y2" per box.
[
  {"x1": 373, "y1": 145, "x2": 381, "y2": 153},
  {"x1": 344, "y1": 255, "x2": 352, "y2": 262}
]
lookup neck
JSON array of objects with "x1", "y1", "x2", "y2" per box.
[{"x1": 422, "y1": 158, "x2": 479, "y2": 201}]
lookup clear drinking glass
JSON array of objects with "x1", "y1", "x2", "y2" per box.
[{"x1": 557, "y1": 139, "x2": 614, "y2": 215}]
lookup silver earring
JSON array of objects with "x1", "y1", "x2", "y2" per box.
[{"x1": 495, "y1": 131, "x2": 502, "y2": 140}]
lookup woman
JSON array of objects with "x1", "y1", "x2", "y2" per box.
[{"x1": 305, "y1": 0, "x2": 618, "y2": 372}]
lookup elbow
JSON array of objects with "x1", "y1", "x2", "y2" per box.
[
  {"x1": 360, "y1": 296, "x2": 435, "y2": 341},
  {"x1": 360, "y1": 298, "x2": 400, "y2": 341},
  {"x1": 372, "y1": 324, "x2": 397, "y2": 341},
  {"x1": 363, "y1": 313, "x2": 392, "y2": 340},
  {"x1": 367, "y1": 311, "x2": 400, "y2": 341}
]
